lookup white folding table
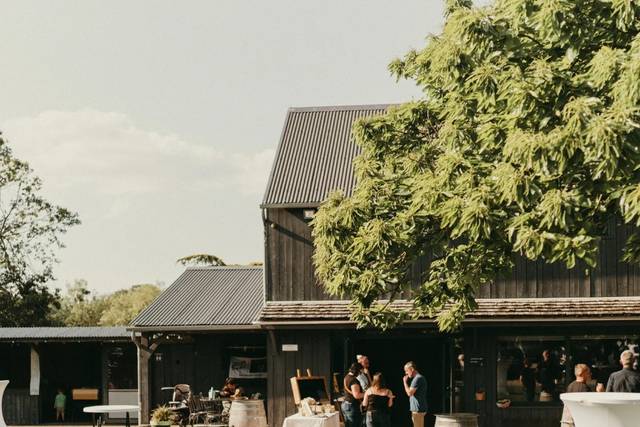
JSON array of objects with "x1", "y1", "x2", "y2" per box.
[{"x1": 84, "y1": 404, "x2": 139, "y2": 427}]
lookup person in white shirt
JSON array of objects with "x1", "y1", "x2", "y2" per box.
[{"x1": 356, "y1": 354, "x2": 373, "y2": 391}]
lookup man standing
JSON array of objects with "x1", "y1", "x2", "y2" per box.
[
  {"x1": 561, "y1": 364, "x2": 592, "y2": 426},
  {"x1": 356, "y1": 354, "x2": 372, "y2": 391},
  {"x1": 606, "y1": 350, "x2": 640, "y2": 392},
  {"x1": 403, "y1": 361, "x2": 427, "y2": 427},
  {"x1": 538, "y1": 349, "x2": 561, "y2": 401}
]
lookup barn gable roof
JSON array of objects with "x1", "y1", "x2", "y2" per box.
[
  {"x1": 130, "y1": 266, "x2": 263, "y2": 331},
  {"x1": 261, "y1": 105, "x2": 390, "y2": 208}
]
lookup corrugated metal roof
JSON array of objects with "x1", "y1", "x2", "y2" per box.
[
  {"x1": 258, "y1": 297, "x2": 640, "y2": 324},
  {"x1": 130, "y1": 266, "x2": 264, "y2": 329},
  {"x1": 0, "y1": 327, "x2": 130, "y2": 342},
  {"x1": 261, "y1": 105, "x2": 390, "y2": 208}
]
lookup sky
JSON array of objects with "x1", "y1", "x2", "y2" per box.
[{"x1": 0, "y1": 0, "x2": 447, "y2": 294}]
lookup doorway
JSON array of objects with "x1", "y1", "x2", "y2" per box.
[
  {"x1": 39, "y1": 343, "x2": 102, "y2": 423},
  {"x1": 353, "y1": 336, "x2": 446, "y2": 427}
]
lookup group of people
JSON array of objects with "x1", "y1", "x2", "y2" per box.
[
  {"x1": 341, "y1": 355, "x2": 428, "y2": 427},
  {"x1": 518, "y1": 349, "x2": 564, "y2": 401},
  {"x1": 561, "y1": 350, "x2": 640, "y2": 426}
]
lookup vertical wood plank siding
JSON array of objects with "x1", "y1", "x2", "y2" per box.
[
  {"x1": 267, "y1": 208, "x2": 640, "y2": 301},
  {"x1": 4, "y1": 389, "x2": 39, "y2": 425},
  {"x1": 266, "y1": 208, "x2": 336, "y2": 301},
  {"x1": 267, "y1": 331, "x2": 332, "y2": 427}
]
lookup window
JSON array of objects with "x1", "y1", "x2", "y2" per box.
[
  {"x1": 571, "y1": 336, "x2": 640, "y2": 388},
  {"x1": 497, "y1": 337, "x2": 567, "y2": 404},
  {"x1": 107, "y1": 345, "x2": 137, "y2": 389},
  {"x1": 497, "y1": 335, "x2": 640, "y2": 405},
  {"x1": 451, "y1": 338, "x2": 465, "y2": 412}
]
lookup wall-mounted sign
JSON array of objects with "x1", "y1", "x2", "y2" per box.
[
  {"x1": 229, "y1": 356, "x2": 267, "y2": 378},
  {"x1": 282, "y1": 344, "x2": 298, "y2": 352},
  {"x1": 469, "y1": 357, "x2": 485, "y2": 367}
]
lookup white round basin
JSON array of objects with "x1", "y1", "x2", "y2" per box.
[
  {"x1": 0, "y1": 380, "x2": 8, "y2": 427},
  {"x1": 561, "y1": 392, "x2": 640, "y2": 427}
]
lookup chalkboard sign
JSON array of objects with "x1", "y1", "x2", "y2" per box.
[{"x1": 290, "y1": 376, "x2": 330, "y2": 404}]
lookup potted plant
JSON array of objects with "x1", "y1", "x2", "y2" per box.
[{"x1": 150, "y1": 405, "x2": 173, "y2": 427}]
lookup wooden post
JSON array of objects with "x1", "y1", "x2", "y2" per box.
[
  {"x1": 133, "y1": 333, "x2": 166, "y2": 425},
  {"x1": 133, "y1": 334, "x2": 157, "y2": 426}
]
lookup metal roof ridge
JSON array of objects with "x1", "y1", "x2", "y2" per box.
[
  {"x1": 184, "y1": 265, "x2": 263, "y2": 270},
  {"x1": 288, "y1": 104, "x2": 394, "y2": 113}
]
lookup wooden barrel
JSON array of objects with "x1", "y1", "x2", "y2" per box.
[
  {"x1": 434, "y1": 413, "x2": 479, "y2": 427},
  {"x1": 228, "y1": 399, "x2": 267, "y2": 427},
  {"x1": 539, "y1": 391, "x2": 553, "y2": 402}
]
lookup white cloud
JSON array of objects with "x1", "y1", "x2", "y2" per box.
[
  {"x1": 0, "y1": 109, "x2": 275, "y2": 292},
  {"x1": 1, "y1": 109, "x2": 275, "y2": 201}
]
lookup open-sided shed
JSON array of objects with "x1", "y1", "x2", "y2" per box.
[{"x1": 0, "y1": 326, "x2": 136, "y2": 425}]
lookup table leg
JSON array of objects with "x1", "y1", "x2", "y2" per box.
[
  {"x1": 92, "y1": 413, "x2": 96, "y2": 427},
  {"x1": 126, "y1": 411, "x2": 130, "y2": 427}
]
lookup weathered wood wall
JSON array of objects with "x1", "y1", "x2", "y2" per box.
[
  {"x1": 266, "y1": 208, "x2": 640, "y2": 301},
  {"x1": 463, "y1": 327, "x2": 566, "y2": 427},
  {"x1": 4, "y1": 389, "x2": 39, "y2": 425},
  {"x1": 266, "y1": 330, "x2": 332, "y2": 427},
  {"x1": 266, "y1": 208, "x2": 335, "y2": 301},
  {"x1": 149, "y1": 333, "x2": 266, "y2": 409}
]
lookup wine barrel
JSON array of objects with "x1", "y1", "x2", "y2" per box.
[
  {"x1": 434, "y1": 413, "x2": 479, "y2": 427},
  {"x1": 228, "y1": 399, "x2": 267, "y2": 427},
  {"x1": 539, "y1": 391, "x2": 554, "y2": 402}
]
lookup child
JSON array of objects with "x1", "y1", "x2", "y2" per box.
[{"x1": 54, "y1": 389, "x2": 66, "y2": 422}]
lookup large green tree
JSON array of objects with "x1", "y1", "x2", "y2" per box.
[
  {"x1": 53, "y1": 281, "x2": 163, "y2": 326},
  {"x1": 0, "y1": 134, "x2": 79, "y2": 326},
  {"x1": 313, "y1": 0, "x2": 640, "y2": 331},
  {"x1": 99, "y1": 284, "x2": 162, "y2": 326}
]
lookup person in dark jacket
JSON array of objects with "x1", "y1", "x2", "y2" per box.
[
  {"x1": 606, "y1": 350, "x2": 640, "y2": 392},
  {"x1": 342, "y1": 363, "x2": 365, "y2": 427}
]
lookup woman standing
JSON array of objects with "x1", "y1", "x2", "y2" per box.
[
  {"x1": 342, "y1": 363, "x2": 364, "y2": 427},
  {"x1": 363, "y1": 373, "x2": 394, "y2": 427}
]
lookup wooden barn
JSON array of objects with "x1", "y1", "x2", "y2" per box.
[
  {"x1": 0, "y1": 327, "x2": 136, "y2": 425},
  {"x1": 130, "y1": 266, "x2": 266, "y2": 425},
  {"x1": 257, "y1": 104, "x2": 640, "y2": 427}
]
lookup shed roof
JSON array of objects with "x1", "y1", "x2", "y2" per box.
[
  {"x1": 258, "y1": 297, "x2": 640, "y2": 325},
  {"x1": 130, "y1": 266, "x2": 264, "y2": 331},
  {"x1": 0, "y1": 326, "x2": 130, "y2": 342},
  {"x1": 261, "y1": 105, "x2": 390, "y2": 208}
]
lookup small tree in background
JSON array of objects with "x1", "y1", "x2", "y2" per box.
[
  {"x1": 177, "y1": 254, "x2": 226, "y2": 267},
  {"x1": 99, "y1": 284, "x2": 162, "y2": 326},
  {"x1": 313, "y1": 0, "x2": 640, "y2": 331}
]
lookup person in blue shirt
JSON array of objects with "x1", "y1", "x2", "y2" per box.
[{"x1": 403, "y1": 361, "x2": 428, "y2": 427}]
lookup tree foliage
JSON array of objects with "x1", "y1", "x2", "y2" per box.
[
  {"x1": 52, "y1": 279, "x2": 108, "y2": 326},
  {"x1": 0, "y1": 134, "x2": 79, "y2": 326},
  {"x1": 54, "y1": 280, "x2": 162, "y2": 326},
  {"x1": 313, "y1": 0, "x2": 640, "y2": 331},
  {"x1": 99, "y1": 284, "x2": 162, "y2": 326}
]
